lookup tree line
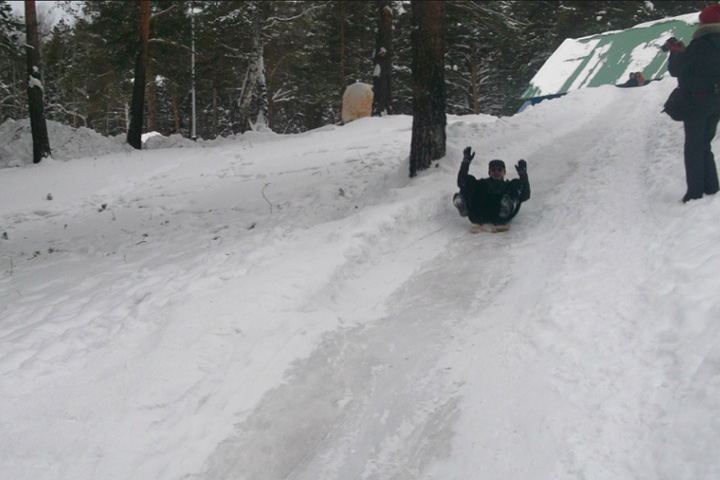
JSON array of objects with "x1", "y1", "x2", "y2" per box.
[{"x1": 0, "y1": 1, "x2": 709, "y2": 166}]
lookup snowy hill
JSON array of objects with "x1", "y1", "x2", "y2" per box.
[{"x1": 1, "y1": 76, "x2": 719, "y2": 480}]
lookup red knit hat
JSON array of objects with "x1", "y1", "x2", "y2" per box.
[{"x1": 699, "y1": 4, "x2": 720, "y2": 25}]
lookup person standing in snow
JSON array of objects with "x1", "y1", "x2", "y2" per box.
[
  {"x1": 666, "y1": 4, "x2": 720, "y2": 203},
  {"x1": 453, "y1": 147, "x2": 530, "y2": 228}
]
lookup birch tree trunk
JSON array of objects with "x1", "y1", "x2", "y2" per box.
[
  {"x1": 237, "y1": 4, "x2": 263, "y2": 133},
  {"x1": 24, "y1": 0, "x2": 51, "y2": 164},
  {"x1": 212, "y1": 86, "x2": 218, "y2": 137},
  {"x1": 471, "y1": 59, "x2": 479, "y2": 114},
  {"x1": 127, "y1": 0, "x2": 151, "y2": 149},
  {"x1": 409, "y1": 0, "x2": 446, "y2": 177},
  {"x1": 251, "y1": 54, "x2": 269, "y2": 131},
  {"x1": 237, "y1": 39, "x2": 261, "y2": 132},
  {"x1": 339, "y1": 1, "x2": 347, "y2": 99}
]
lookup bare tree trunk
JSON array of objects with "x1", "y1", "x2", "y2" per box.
[
  {"x1": 24, "y1": 0, "x2": 51, "y2": 164},
  {"x1": 409, "y1": 0, "x2": 446, "y2": 177},
  {"x1": 146, "y1": 77, "x2": 159, "y2": 132},
  {"x1": 265, "y1": 47, "x2": 275, "y2": 127},
  {"x1": 372, "y1": 1, "x2": 393, "y2": 116},
  {"x1": 237, "y1": 37, "x2": 260, "y2": 132},
  {"x1": 171, "y1": 91, "x2": 180, "y2": 134},
  {"x1": 190, "y1": 2, "x2": 197, "y2": 140},
  {"x1": 339, "y1": 1, "x2": 346, "y2": 99},
  {"x1": 72, "y1": 76, "x2": 78, "y2": 127},
  {"x1": 237, "y1": 37, "x2": 260, "y2": 131},
  {"x1": 471, "y1": 48, "x2": 479, "y2": 114},
  {"x1": 213, "y1": 86, "x2": 218, "y2": 138},
  {"x1": 237, "y1": 3, "x2": 263, "y2": 133},
  {"x1": 127, "y1": 0, "x2": 151, "y2": 149},
  {"x1": 252, "y1": 54, "x2": 269, "y2": 131}
]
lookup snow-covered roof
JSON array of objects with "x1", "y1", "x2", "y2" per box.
[{"x1": 522, "y1": 12, "x2": 699, "y2": 99}]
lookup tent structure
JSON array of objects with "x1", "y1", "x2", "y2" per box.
[{"x1": 519, "y1": 12, "x2": 700, "y2": 111}]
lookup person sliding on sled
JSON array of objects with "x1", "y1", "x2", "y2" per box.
[{"x1": 452, "y1": 147, "x2": 530, "y2": 230}]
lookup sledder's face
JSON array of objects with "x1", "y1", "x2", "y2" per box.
[{"x1": 489, "y1": 166, "x2": 505, "y2": 180}]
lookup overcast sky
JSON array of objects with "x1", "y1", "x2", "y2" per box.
[{"x1": 7, "y1": 1, "x2": 79, "y2": 26}]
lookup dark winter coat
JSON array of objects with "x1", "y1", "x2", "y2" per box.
[
  {"x1": 668, "y1": 24, "x2": 720, "y2": 201},
  {"x1": 669, "y1": 24, "x2": 720, "y2": 96},
  {"x1": 457, "y1": 161, "x2": 530, "y2": 225}
]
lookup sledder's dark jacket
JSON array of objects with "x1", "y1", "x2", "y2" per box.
[
  {"x1": 669, "y1": 24, "x2": 720, "y2": 96},
  {"x1": 457, "y1": 161, "x2": 530, "y2": 225}
]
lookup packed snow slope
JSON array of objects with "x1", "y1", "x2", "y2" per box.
[{"x1": 1, "y1": 76, "x2": 719, "y2": 480}]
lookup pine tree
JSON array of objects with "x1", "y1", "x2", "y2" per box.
[
  {"x1": 4, "y1": 0, "x2": 713, "y2": 143},
  {"x1": 24, "y1": 0, "x2": 51, "y2": 163},
  {"x1": 147, "y1": 1, "x2": 193, "y2": 136},
  {"x1": 43, "y1": 19, "x2": 88, "y2": 127},
  {"x1": 444, "y1": 1, "x2": 523, "y2": 115},
  {"x1": 372, "y1": 1, "x2": 393, "y2": 116},
  {"x1": 127, "y1": 0, "x2": 150, "y2": 149},
  {"x1": 72, "y1": 1, "x2": 140, "y2": 137},
  {"x1": 409, "y1": 0, "x2": 445, "y2": 177},
  {"x1": 0, "y1": 0, "x2": 24, "y2": 120}
]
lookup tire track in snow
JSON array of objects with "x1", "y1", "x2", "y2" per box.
[
  {"x1": 188, "y1": 191, "x2": 480, "y2": 479},
  {"x1": 431, "y1": 87, "x2": 681, "y2": 479},
  {"x1": 192, "y1": 90, "x2": 664, "y2": 480}
]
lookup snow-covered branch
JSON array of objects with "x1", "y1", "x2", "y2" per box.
[
  {"x1": 150, "y1": 4, "x2": 177, "y2": 21},
  {"x1": 264, "y1": 2, "x2": 329, "y2": 29},
  {"x1": 451, "y1": 1, "x2": 527, "y2": 29},
  {"x1": 148, "y1": 38, "x2": 199, "y2": 56},
  {"x1": 47, "y1": 102, "x2": 87, "y2": 125}
]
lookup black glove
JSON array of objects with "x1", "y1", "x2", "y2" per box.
[
  {"x1": 515, "y1": 159, "x2": 527, "y2": 175},
  {"x1": 463, "y1": 147, "x2": 475, "y2": 163}
]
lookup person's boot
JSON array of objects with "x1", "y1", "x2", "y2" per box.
[
  {"x1": 453, "y1": 193, "x2": 468, "y2": 217},
  {"x1": 682, "y1": 192, "x2": 703, "y2": 203}
]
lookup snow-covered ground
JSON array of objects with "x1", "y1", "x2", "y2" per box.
[{"x1": 1, "y1": 76, "x2": 719, "y2": 480}]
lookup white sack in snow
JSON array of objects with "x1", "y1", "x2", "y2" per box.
[{"x1": 341, "y1": 82, "x2": 373, "y2": 123}]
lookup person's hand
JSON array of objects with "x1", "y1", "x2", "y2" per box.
[
  {"x1": 463, "y1": 146, "x2": 475, "y2": 163},
  {"x1": 515, "y1": 159, "x2": 527, "y2": 175},
  {"x1": 666, "y1": 38, "x2": 685, "y2": 53}
]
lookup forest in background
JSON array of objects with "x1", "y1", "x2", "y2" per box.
[{"x1": 0, "y1": 0, "x2": 711, "y2": 140}]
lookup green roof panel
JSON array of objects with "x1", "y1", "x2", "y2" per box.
[{"x1": 522, "y1": 12, "x2": 699, "y2": 100}]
